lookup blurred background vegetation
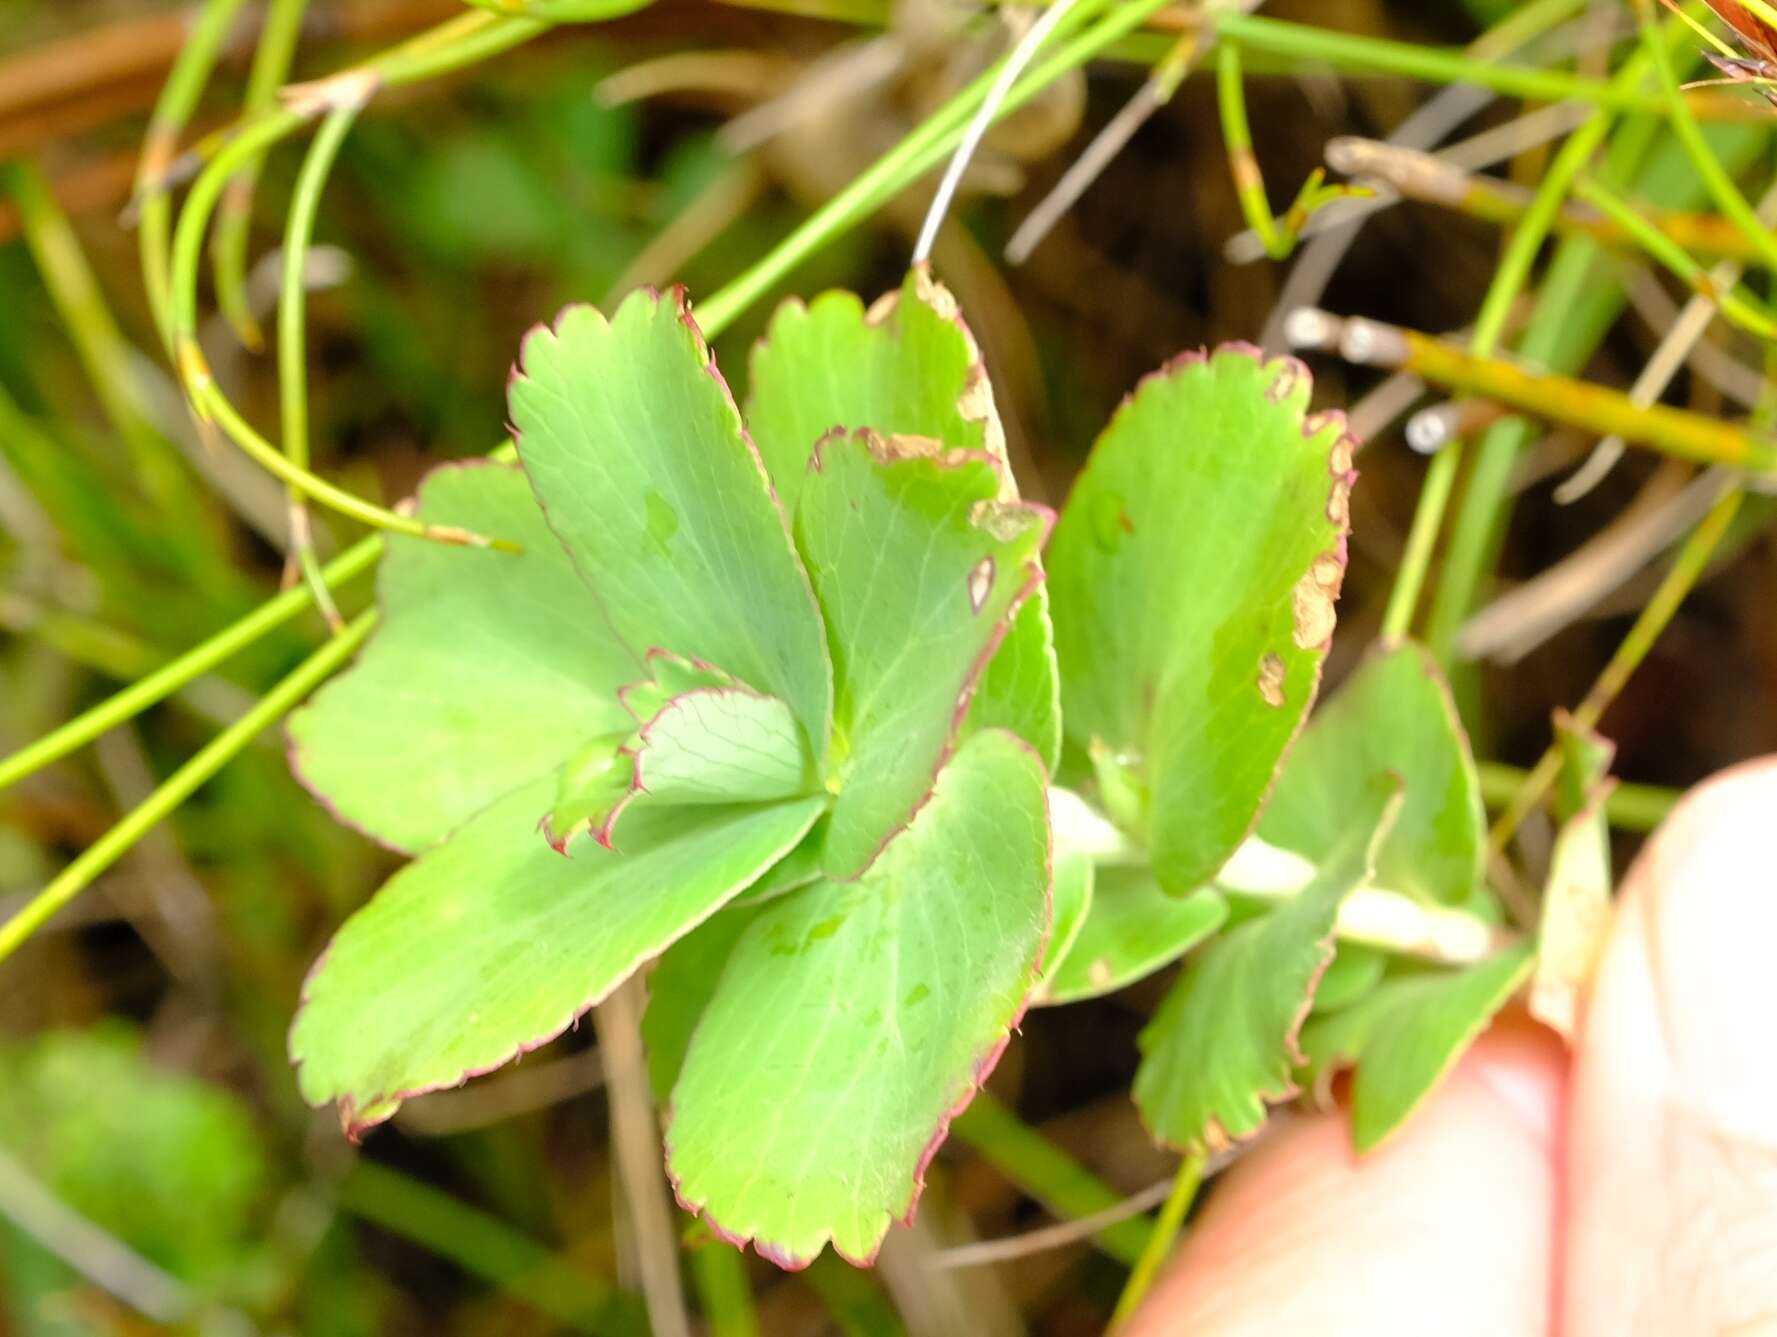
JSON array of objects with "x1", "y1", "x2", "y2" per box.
[{"x1": 3, "y1": 0, "x2": 1773, "y2": 1332}]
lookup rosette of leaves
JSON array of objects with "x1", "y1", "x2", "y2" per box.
[{"x1": 287, "y1": 270, "x2": 1355, "y2": 1268}]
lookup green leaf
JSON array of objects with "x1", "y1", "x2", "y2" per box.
[
  {"x1": 746, "y1": 269, "x2": 993, "y2": 512},
  {"x1": 1260, "y1": 640, "x2": 1485, "y2": 905},
  {"x1": 1310, "y1": 944, "x2": 1388, "y2": 1016},
  {"x1": 1133, "y1": 784, "x2": 1396, "y2": 1152},
  {"x1": 292, "y1": 778, "x2": 825, "y2": 1132},
  {"x1": 1037, "y1": 844, "x2": 1094, "y2": 996},
  {"x1": 794, "y1": 431, "x2": 1048, "y2": 878},
  {"x1": 546, "y1": 684, "x2": 817, "y2": 852},
  {"x1": 289, "y1": 462, "x2": 639, "y2": 854},
  {"x1": 1048, "y1": 346, "x2": 1355, "y2": 892},
  {"x1": 968, "y1": 592, "x2": 1063, "y2": 775},
  {"x1": 1037, "y1": 868, "x2": 1227, "y2": 1006},
  {"x1": 510, "y1": 287, "x2": 831, "y2": 756},
  {"x1": 642, "y1": 903, "x2": 761, "y2": 1103},
  {"x1": 666, "y1": 730, "x2": 1050, "y2": 1267},
  {"x1": 747, "y1": 268, "x2": 1061, "y2": 770},
  {"x1": 1298, "y1": 943, "x2": 1536, "y2": 1153}
]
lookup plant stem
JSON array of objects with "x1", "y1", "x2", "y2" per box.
[
  {"x1": 191, "y1": 375, "x2": 519, "y2": 550},
  {"x1": 1306, "y1": 312, "x2": 1777, "y2": 472},
  {"x1": 0, "y1": 538, "x2": 379, "y2": 794},
  {"x1": 950, "y1": 1090, "x2": 1152, "y2": 1267},
  {"x1": 1216, "y1": 39, "x2": 1286, "y2": 259},
  {"x1": 1108, "y1": 1152, "x2": 1206, "y2": 1330},
  {"x1": 212, "y1": 0, "x2": 311, "y2": 349},
  {"x1": 133, "y1": 0, "x2": 250, "y2": 350},
  {"x1": 1489, "y1": 484, "x2": 1745, "y2": 852},
  {"x1": 1212, "y1": 12, "x2": 1638, "y2": 108},
  {"x1": 0, "y1": 610, "x2": 375, "y2": 967},
  {"x1": 695, "y1": 0, "x2": 1178, "y2": 337},
  {"x1": 1476, "y1": 762, "x2": 1677, "y2": 832},
  {"x1": 1378, "y1": 52, "x2": 1630, "y2": 642},
  {"x1": 1634, "y1": 0, "x2": 1777, "y2": 273},
  {"x1": 1573, "y1": 175, "x2": 1777, "y2": 339},
  {"x1": 280, "y1": 99, "x2": 364, "y2": 628},
  {"x1": 592, "y1": 978, "x2": 691, "y2": 1337},
  {"x1": 912, "y1": 0, "x2": 1095, "y2": 263}
]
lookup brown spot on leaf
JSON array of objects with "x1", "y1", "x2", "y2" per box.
[
  {"x1": 1291, "y1": 554, "x2": 1344, "y2": 649},
  {"x1": 1258, "y1": 653, "x2": 1287, "y2": 707}
]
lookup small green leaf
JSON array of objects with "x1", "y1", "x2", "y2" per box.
[
  {"x1": 747, "y1": 268, "x2": 1060, "y2": 770},
  {"x1": 1048, "y1": 347, "x2": 1355, "y2": 892},
  {"x1": 510, "y1": 287, "x2": 832, "y2": 755},
  {"x1": 1260, "y1": 640, "x2": 1485, "y2": 905},
  {"x1": 642, "y1": 903, "x2": 760, "y2": 1103},
  {"x1": 1134, "y1": 784, "x2": 1396, "y2": 1152},
  {"x1": 1037, "y1": 869, "x2": 1227, "y2": 1006},
  {"x1": 289, "y1": 461, "x2": 639, "y2": 854},
  {"x1": 1298, "y1": 942, "x2": 1536, "y2": 1153},
  {"x1": 794, "y1": 430, "x2": 1048, "y2": 878},
  {"x1": 547, "y1": 685, "x2": 818, "y2": 852},
  {"x1": 1310, "y1": 944, "x2": 1388, "y2": 1016},
  {"x1": 666, "y1": 730, "x2": 1050, "y2": 1267},
  {"x1": 292, "y1": 778, "x2": 825, "y2": 1132}
]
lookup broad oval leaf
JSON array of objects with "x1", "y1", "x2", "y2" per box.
[
  {"x1": 1048, "y1": 346, "x2": 1356, "y2": 893},
  {"x1": 794, "y1": 430, "x2": 1049, "y2": 878},
  {"x1": 291, "y1": 778, "x2": 825, "y2": 1133},
  {"x1": 510, "y1": 287, "x2": 832, "y2": 756},
  {"x1": 666, "y1": 729, "x2": 1051, "y2": 1268},
  {"x1": 1133, "y1": 784, "x2": 1396, "y2": 1152},
  {"x1": 1299, "y1": 942, "x2": 1536, "y2": 1153},
  {"x1": 748, "y1": 267, "x2": 1061, "y2": 770},
  {"x1": 1037, "y1": 868, "x2": 1227, "y2": 1006},
  {"x1": 289, "y1": 461, "x2": 639, "y2": 854},
  {"x1": 1260, "y1": 639, "x2": 1486, "y2": 906}
]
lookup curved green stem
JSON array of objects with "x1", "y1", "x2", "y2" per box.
[
  {"x1": 1216, "y1": 40, "x2": 1285, "y2": 260},
  {"x1": 279, "y1": 100, "x2": 363, "y2": 627},
  {"x1": 1575, "y1": 175, "x2": 1777, "y2": 340},
  {"x1": 191, "y1": 375, "x2": 517, "y2": 551},
  {"x1": 213, "y1": 0, "x2": 312, "y2": 349},
  {"x1": 134, "y1": 0, "x2": 251, "y2": 350},
  {"x1": 0, "y1": 610, "x2": 376, "y2": 967},
  {"x1": 1109, "y1": 1151, "x2": 1206, "y2": 1329}
]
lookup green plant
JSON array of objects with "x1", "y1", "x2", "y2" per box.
[{"x1": 10, "y1": 0, "x2": 1777, "y2": 1324}]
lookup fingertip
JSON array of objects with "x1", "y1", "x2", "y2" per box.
[
  {"x1": 1565, "y1": 757, "x2": 1777, "y2": 1336},
  {"x1": 1124, "y1": 1026, "x2": 1563, "y2": 1337}
]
